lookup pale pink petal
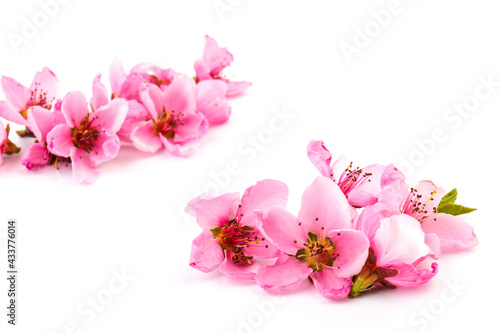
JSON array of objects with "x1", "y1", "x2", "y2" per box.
[
  {"x1": 255, "y1": 255, "x2": 311, "y2": 294},
  {"x1": 109, "y1": 58, "x2": 127, "y2": 97},
  {"x1": 378, "y1": 186, "x2": 406, "y2": 216},
  {"x1": 311, "y1": 269, "x2": 351, "y2": 299},
  {"x1": 0, "y1": 101, "x2": 29, "y2": 126},
  {"x1": 196, "y1": 80, "x2": 231, "y2": 125},
  {"x1": 328, "y1": 229, "x2": 369, "y2": 279},
  {"x1": 410, "y1": 180, "x2": 447, "y2": 220},
  {"x1": 201, "y1": 35, "x2": 234, "y2": 76},
  {"x1": 46, "y1": 124, "x2": 74, "y2": 158},
  {"x1": 194, "y1": 60, "x2": 211, "y2": 81},
  {"x1": 225, "y1": 81, "x2": 252, "y2": 97},
  {"x1": 297, "y1": 176, "x2": 351, "y2": 238},
  {"x1": 185, "y1": 192, "x2": 240, "y2": 230},
  {"x1": 425, "y1": 233, "x2": 442, "y2": 259},
  {"x1": 353, "y1": 203, "x2": 391, "y2": 243},
  {"x1": 163, "y1": 77, "x2": 197, "y2": 117},
  {"x1": 243, "y1": 228, "x2": 281, "y2": 259},
  {"x1": 61, "y1": 92, "x2": 89, "y2": 127},
  {"x1": 1, "y1": 76, "x2": 30, "y2": 111},
  {"x1": 307, "y1": 140, "x2": 333, "y2": 178},
  {"x1": 70, "y1": 147, "x2": 99, "y2": 184},
  {"x1": 27, "y1": 106, "x2": 55, "y2": 142},
  {"x1": 380, "y1": 164, "x2": 407, "y2": 190},
  {"x1": 189, "y1": 229, "x2": 224, "y2": 273},
  {"x1": 220, "y1": 254, "x2": 261, "y2": 280},
  {"x1": 239, "y1": 179, "x2": 289, "y2": 227},
  {"x1": 130, "y1": 121, "x2": 162, "y2": 153},
  {"x1": 171, "y1": 112, "x2": 208, "y2": 144},
  {"x1": 385, "y1": 262, "x2": 438, "y2": 288},
  {"x1": 90, "y1": 133, "x2": 121, "y2": 165},
  {"x1": 256, "y1": 208, "x2": 306, "y2": 255},
  {"x1": 347, "y1": 164, "x2": 386, "y2": 207},
  {"x1": 31, "y1": 67, "x2": 61, "y2": 105},
  {"x1": 90, "y1": 98, "x2": 128, "y2": 133},
  {"x1": 374, "y1": 215, "x2": 430, "y2": 267},
  {"x1": 21, "y1": 143, "x2": 49, "y2": 170},
  {"x1": 90, "y1": 74, "x2": 109, "y2": 111},
  {"x1": 139, "y1": 83, "x2": 163, "y2": 119},
  {"x1": 117, "y1": 100, "x2": 149, "y2": 142},
  {"x1": 420, "y1": 213, "x2": 478, "y2": 251},
  {"x1": 160, "y1": 135, "x2": 200, "y2": 157}
]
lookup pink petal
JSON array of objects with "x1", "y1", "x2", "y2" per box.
[
  {"x1": 243, "y1": 228, "x2": 281, "y2": 259},
  {"x1": 171, "y1": 112, "x2": 208, "y2": 144},
  {"x1": 1, "y1": 76, "x2": 30, "y2": 111},
  {"x1": 410, "y1": 180, "x2": 447, "y2": 220},
  {"x1": 90, "y1": 98, "x2": 128, "y2": 133},
  {"x1": 0, "y1": 120, "x2": 6, "y2": 145},
  {"x1": 185, "y1": 192, "x2": 240, "y2": 230},
  {"x1": 196, "y1": 80, "x2": 231, "y2": 125},
  {"x1": 311, "y1": 269, "x2": 351, "y2": 299},
  {"x1": 46, "y1": 124, "x2": 74, "y2": 158},
  {"x1": 21, "y1": 143, "x2": 49, "y2": 170},
  {"x1": 297, "y1": 176, "x2": 351, "y2": 238},
  {"x1": 31, "y1": 67, "x2": 61, "y2": 105},
  {"x1": 90, "y1": 133, "x2": 121, "y2": 165},
  {"x1": 219, "y1": 254, "x2": 261, "y2": 280},
  {"x1": 189, "y1": 229, "x2": 224, "y2": 273},
  {"x1": 109, "y1": 58, "x2": 127, "y2": 97},
  {"x1": 239, "y1": 179, "x2": 289, "y2": 227},
  {"x1": 385, "y1": 262, "x2": 438, "y2": 288},
  {"x1": 255, "y1": 254, "x2": 311, "y2": 294},
  {"x1": 201, "y1": 35, "x2": 234, "y2": 76},
  {"x1": 130, "y1": 121, "x2": 162, "y2": 153},
  {"x1": 380, "y1": 164, "x2": 407, "y2": 189},
  {"x1": 117, "y1": 100, "x2": 149, "y2": 142},
  {"x1": 70, "y1": 147, "x2": 100, "y2": 184},
  {"x1": 256, "y1": 208, "x2": 306, "y2": 255},
  {"x1": 327, "y1": 229, "x2": 369, "y2": 279},
  {"x1": 353, "y1": 202, "x2": 391, "y2": 243},
  {"x1": 90, "y1": 74, "x2": 109, "y2": 111},
  {"x1": 61, "y1": 92, "x2": 90, "y2": 127},
  {"x1": 194, "y1": 60, "x2": 211, "y2": 81},
  {"x1": 160, "y1": 134, "x2": 201, "y2": 157},
  {"x1": 120, "y1": 74, "x2": 147, "y2": 101},
  {"x1": 225, "y1": 81, "x2": 252, "y2": 97},
  {"x1": 425, "y1": 233, "x2": 442, "y2": 259},
  {"x1": 420, "y1": 213, "x2": 478, "y2": 251},
  {"x1": 139, "y1": 83, "x2": 164, "y2": 119},
  {"x1": 163, "y1": 77, "x2": 197, "y2": 117},
  {"x1": 373, "y1": 215, "x2": 430, "y2": 267},
  {"x1": 0, "y1": 101, "x2": 29, "y2": 126},
  {"x1": 307, "y1": 140, "x2": 333, "y2": 178},
  {"x1": 27, "y1": 106, "x2": 56, "y2": 142},
  {"x1": 346, "y1": 164, "x2": 386, "y2": 207}
]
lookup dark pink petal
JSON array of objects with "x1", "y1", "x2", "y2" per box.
[
  {"x1": 311, "y1": 269, "x2": 351, "y2": 299},
  {"x1": 185, "y1": 192, "x2": 240, "y2": 230},
  {"x1": 46, "y1": 124, "x2": 74, "y2": 158},
  {"x1": 90, "y1": 74, "x2": 109, "y2": 111},
  {"x1": 109, "y1": 58, "x2": 127, "y2": 97},
  {"x1": 70, "y1": 147, "x2": 100, "y2": 184},
  {"x1": 189, "y1": 229, "x2": 225, "y2": 273},
  {"x1": 31, "y1": 67, "x2": 61, "y2": 105},
  {"x1": 130, "y1": 121, "x2": 162, "y2": 153},
  {"x1": 1, "y1": 76, "x2": 30, "y2": 111},
  {"x1": 307, "y1": 140, "x2": 333, "y2": 178},
  {"x1": 163, "y1": 77, "x2": 197, "y2": 117},
  {"x1": 421, "y1": 213, "x2": 478, "y2": 251},
  {"x1": 90, "y1": 98, "x2": 128, "y2": 134},
  {"x1": 201, "y1": 35, "x2": 234, "y2": 76},
  {"x1": 90, "y1": 133, "x2": 121, "y2": 165},
  {"x1": 61, "y1": 92, "x2": 89, "y2": 127},
  {"x1": 239, "y1": 179, "x2": 289, "y2": 227},
  {"x1": 373, "y1": 215, "x2": 430, "y2": 267},
  {"x1": 225, "y1": 81, "x2": 252, "y2": 97},
  {"x1": 20, "y1": 143, "x2": 48, "y2": 170},
  {"x1": 196, "y1": 80, "x2": 231, "y2": 125},
  {"x1": 255, "y1": 255, "x2": 311, "y2": 294},
  {"x1": 117, "y1": 100, "x2": 149, "y2": 142},
  {"x1": 219, "y1": 254, "x2": 261, "y2": 280},
  {"x1": 0, "y1": 101, "x2": 29, "y2": 126},
  {"x1": 328, "y1": 229, "x2": 369, "y2": 279},
  {"x1": 27, "y1": 106, "x2": 56, "y2": 142},
  {"x1": 353, "y1": 203, "x2": 391, "y2": 243},
  {"x1": 297, "y1": 176, "x2": 351, "y2": 238},
  {"x1": 385, "y1": 262, "x2": 438, "y2": 288},
  {"x1": 256, "y1": 208, "x2": 306, "y2": 255},
  {"x1": 172, "y1": 112, "x2": 208, "y2": 144}
]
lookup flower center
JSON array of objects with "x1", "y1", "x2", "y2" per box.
[
  {"x1": 401, "y1": 187, "x2": 437, "y2": 220},
  {"x1": 335, "y1": 162, "x2": 372, "y2": 198},
  {"x1": 24, "y1": 83, "x2": 53, "y2": 115},
  {"x1": 294, "y1": 232, "x2": 338, "y2": 272},
  {"x1": 71, "y1": 117, "x2": 101, "y2": 153},
  {"x1": 153, "y1": 108, "x2": 183, "y2": 139}
]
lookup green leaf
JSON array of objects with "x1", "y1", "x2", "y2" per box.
[
  {"x1": 436, "y1": 203, "x2": 476, "y2": 216},
  {"x1": 438, "y1": 188, "x2": 458, "y2": 208}
]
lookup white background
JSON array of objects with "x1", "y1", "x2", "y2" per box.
[{"x1": 1, "y1": 0, "x2": 499, "y2": 332}]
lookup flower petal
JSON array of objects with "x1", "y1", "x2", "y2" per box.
[
  {"x1": 70, "y1": 147, "x2": 100, "y2": 184},
  {"x1": 172, "y1": 112, "x2": 208, "y2": 144},
  {"x1": 109, "y1": 58, "x2": 127, "y2": 97},
  {"x1": 385, "y1": 262, "x2": 438, "y2": 288},
  {"x1": 307, "y1": 140, "x2": 333, "y2": 178},
  {"x1": 420, "y1": 213, "x2": 478, "y2": 251},
  {"x1": 219, "y1": 254, "x2": 261, "y2": 280},
  {"x1": 196, "y1": 80, "x2": 231, "y2": 125},
  {"x1": 130, "y1": 121, "x2": 162, "y2": 153},
  {"x1": 225, "y1": 81, "x2": 252, "y2": 97},
  {"x1": 255, "y1": 254, "x2": 311, "y2": 294},
  {"x1": 90, "y1": 74, "x2": 109, "y2": 111},
  {"x1": 61, "y1": 91, "x2": 89, "y2": 127},
  {"x1": 189, "y1": 229, "x2": 225, "y2": 273},
  {"x1": 328, "y1": 229, "x2": 369, "y2": 279},
  {"x1": 90, "y1": 98, "x2": 128, "y2": 133},
  {"x1": 201, "y1": 35, "x2": 234, "y2": 76},
  {"x1": 90, "y1": 133, "x2": 121, "y2": 165},
  {"x1": 346, "y1": 164, "x2": 386, "y2": 207},
  {"x1": 353, "y1": 202, "x2": 391, "y2": 243},
  {"x1": 31, "y1": 67, "x2": 61, "y2": 105},
  {"x1": 46, "y1": 124, "x2": 74, "y2": 158},
  {"x1": 117, "y1": 100, "x2": 149, "y2": 142},
  {"x1": 163, "y1": 77, "x2": 197, "y2": 117},
  {"x1": 1, "y1": 76, "x2": 30, "y2": 111},
  {"x1": 21, "y1": 143, "x2": 49, "y2": 170},
  {"x1": 311, "y1": 269, "x2": 351, "y2": 299},
  {"x1": 27, "y1": 106, "x2": 56, "y2": 142},
  {"x1": 0, "y1": 101, "x2": 29, "y2": 126},
  {"x1": 185, "y1": 192, "x2": 240, "y2": 230}
]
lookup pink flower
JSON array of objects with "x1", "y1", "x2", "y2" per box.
[
  {"x1": 350, "y1": 206, "x2": 437, "y2": 297},
  {"x1": 0, "y1": 68, "x2": 61, "y2": 131},
  {"x1": 187, "y1": 180, "x2": 288, "y2": 280},
  {"x1": 379, "y1": 180, "x2": 479, "y2": 252},
  {"x1": 130, "y1": 77, "x2": 208, "y2": 156},
  {"x1": 20, "y1": 106, "x2": 68, "y2": 170},
  {"x1": 307, "y1": 140, "x2": 407, "y2": 208},
  {"x1": 194, "y1": 35, "x2": 252, "y2": 97},
  {"x1": 46, "y1": 91, "x2": 128, "y2": 184},
  {"x1": 0, "y1": 121, "x2": 21, "y2": 165},
  {"x1": 255, "y1": 176, "x2": 370, "y2": 298}
]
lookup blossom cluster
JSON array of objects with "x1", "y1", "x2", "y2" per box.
[
  {"x1": 187, "y1": 140, "x2": 478, "y2": 299},
  {"x1": 0, "y1": 36, "x2": 250, "y2": 184}
]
